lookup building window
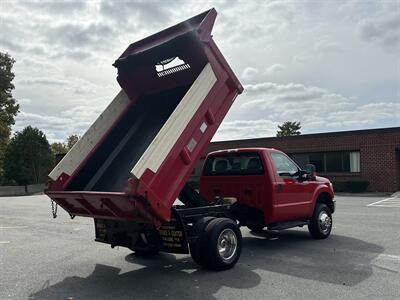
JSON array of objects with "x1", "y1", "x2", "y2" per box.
[
  {"x1": 290, "y1": 151, "x2": 360, "y2": 173},
  {"x1": 326, "y1": 152, "x2": 348, "y2": 172},
  {"x1": 309, "y1": 153, "x2": 324, "y2": 172},
  {"x1": 349, "y1": 152, "x2": 360, "y2": 172}
]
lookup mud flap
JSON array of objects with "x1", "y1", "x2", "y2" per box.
[
  {"x1": 94, "y1": 218, "x2": 141, "y2": 249},
  {"x1": 159, "y1": 208, "x2": 189, "y2": 254},
  {"x1": 95, "y1": 218, "x2": 107, "y2": 241}
]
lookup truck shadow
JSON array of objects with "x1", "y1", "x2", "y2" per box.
[
  {"x1": 241, "y1": 229, "x2": 384, "y2": 286},
  {"x1": 29, "y1": 231, "x2": 383, "y2": 299},
  {"x1": 29, "y1": 254, "x2": 261, "y2": 300}
]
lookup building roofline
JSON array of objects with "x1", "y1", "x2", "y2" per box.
[{"x1": 211, "y1": 126, "x2": 400, "y2": 144}]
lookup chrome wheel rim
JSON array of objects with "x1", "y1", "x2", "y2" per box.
[
  {"x1": 319, "y1": 211, "x2": 332, "y2": 234},
  {"x1": 217, "y1": 228, "x2": 238, "y2": 262}
]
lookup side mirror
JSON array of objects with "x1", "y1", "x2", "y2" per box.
[{"x1": 305, "y1": 164, "x2": 317, "y2": 181}]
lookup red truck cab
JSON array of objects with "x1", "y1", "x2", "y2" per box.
[{"x1": 200, "y1": 148, "x2": 335, "y2": 238}]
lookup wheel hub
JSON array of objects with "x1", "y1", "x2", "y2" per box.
[
  {"x1": 319, "y1": 211, "x2": 332, "y2": 234},
  {"x1": 217, "y1": 228, "x2": 237, "y2": 262}
]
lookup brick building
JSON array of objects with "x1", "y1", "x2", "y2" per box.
[{"x1": 192, "y1": 127, "x2": 400, "y2": 192}]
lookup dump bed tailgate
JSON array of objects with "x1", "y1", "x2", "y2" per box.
[{"x1": 47, "y1": 191, "x2": 160, "y2": 224}]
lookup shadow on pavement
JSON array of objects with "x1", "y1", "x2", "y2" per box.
[
  {"x1": 29, "y1": 231, "x2": 383, "y2": 299},
  {"x1": 29, "y1": 252, "x2": 261, "y2": 299},
  {"x1": 241, "y1": 230, "x2": 384, "y2": 286}
]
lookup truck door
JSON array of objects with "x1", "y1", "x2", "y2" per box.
[{"x1": 269, "y1": 151, "x2": 313, "y2": 222}]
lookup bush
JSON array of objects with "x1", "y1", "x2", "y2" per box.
[{"x1": 332, "y1": 181, "x2": 369, "y2": 193}]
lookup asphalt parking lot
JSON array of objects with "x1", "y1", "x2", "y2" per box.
[{"x1": 1, "y1": 194, "x2": 399, "y2": 300}]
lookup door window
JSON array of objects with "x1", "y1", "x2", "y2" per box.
[{"x1": 271, "y1": 152, "x2": 299, "y2": 177}]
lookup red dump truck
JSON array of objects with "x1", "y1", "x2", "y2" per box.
[{"x1": 46, "y1": 9, "x2": 335, "y2": 270}]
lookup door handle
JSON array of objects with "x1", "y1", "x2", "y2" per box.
[{"x1": 277, "y1": 184, "x2": 283, "y2": 193}]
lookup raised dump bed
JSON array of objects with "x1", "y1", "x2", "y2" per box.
[{"x1": 46, "y1": 9, "x2": 243, "y2": 227}]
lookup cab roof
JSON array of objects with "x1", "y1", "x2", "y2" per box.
[{"x1": 207, "y1": 147, "x2": 281, "y2": 157}]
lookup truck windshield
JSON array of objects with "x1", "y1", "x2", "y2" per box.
[{"x1": 204, "y1": 152, "x2": 264, "y2": 176}]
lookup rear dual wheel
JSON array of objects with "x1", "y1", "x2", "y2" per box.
[
  {"x1": 189, "y1": 217, "x2": 215, "y2": 266},
  {"x1": 190, "y1": 217, "x2": 242, "y2": 271}
]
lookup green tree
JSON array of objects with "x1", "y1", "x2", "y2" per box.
[
  {"x1": 4, "y1": 126, "x2": 53, "y2": 185},
  {"x1": 66, "y1": 134, "x2": 79, "y2": 150},
  {"x1": 50, "y1": 135, "x2": 79, "y2": 160},
  {"x1": 51, "y1": 142, "x2": 68, "y2": 156},
  {"x1": 0, "y1": 126, "x2": 9, "y2": 182},
  {"x1": 276, "y1": 121, "x2": 301, "y2": 137},
  {"x1": 0, "y1": 52, "x2": 20, "y2": 181}
]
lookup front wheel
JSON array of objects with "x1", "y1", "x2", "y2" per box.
[{"x1": 308, "y1": 204, "x2": 333, "y2": 239}]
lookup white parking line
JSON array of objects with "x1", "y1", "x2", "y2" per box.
[
  {"x1": 0, "y1": 241, "x2": 10, "y2": 244},
  {"x1": 373, "y1": 253, "x2": 400, "y2": 273},
  {"x1": 368, "y1": 198, "x2": 400, "y2": 208},
  {"x1": 0, "y1": 226, "x2": 28, "y2": 229},
  {"x1": 378, "y1": 253, "x2": 400, "y2": 261}
]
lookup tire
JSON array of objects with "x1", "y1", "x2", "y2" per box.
[
  {"x1": 200, "y1": 218, "x2": 242, "y2": 271},
  {"x1": 189, "y1": 217, "x2": 216, "y2": 266},
  {"x1": 308, "y1": 204, "x2": 333, "y2": 239}
]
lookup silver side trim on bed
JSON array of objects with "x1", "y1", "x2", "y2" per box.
[{"x1": 49, "y1": 90, "x2": 131, "y2": 181}]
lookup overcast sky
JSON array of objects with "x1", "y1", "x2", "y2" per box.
[{"x1": 0, "y1": 0, "x2": 399, "y2": 142}]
